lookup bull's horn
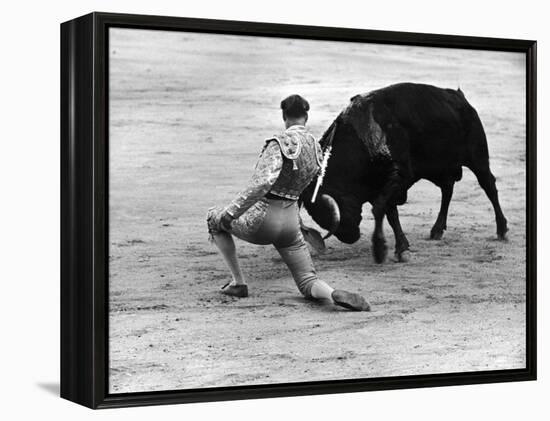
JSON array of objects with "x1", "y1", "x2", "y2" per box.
[{"x1": 320, "y1": 194, "x2": 340, "y2": 240}]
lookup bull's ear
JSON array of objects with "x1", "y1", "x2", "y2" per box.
[{"x1": 300, "y1": 220, "x2": 326, "y2": 253}]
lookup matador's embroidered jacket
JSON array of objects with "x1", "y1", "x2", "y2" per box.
[{"x1": 226, "y1": 125, "x2": 323, "y2": 219}]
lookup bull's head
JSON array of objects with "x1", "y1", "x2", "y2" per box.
[
  {"x1": 300, "y1": 119, "x2": 364, "y2": 247},
  {"x1": 301, "y1": 187, "x2": 362, "y2": 245}
]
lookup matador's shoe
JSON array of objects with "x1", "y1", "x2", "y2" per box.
[
  {"x1": 332, "y1": 290, "x2": 371, "y2": 311},
  {"x1": 220, "y1": 282, "x2": 249, "y2": 298}
]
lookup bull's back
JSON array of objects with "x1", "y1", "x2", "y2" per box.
[
  {"x1": 369, "y1": 83, "x2": 484, "y2": 180},
  {"x1": 368, "y1": 83, "x2": 472, "y2": 137}
]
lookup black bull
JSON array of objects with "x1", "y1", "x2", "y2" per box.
[{"x1": 300, "y1": 83, "x2": 508, "y2": 263}]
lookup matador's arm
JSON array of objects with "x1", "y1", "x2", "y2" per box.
[{"x1": 224, "y1": 140, "x2": 283, "y2": 220}]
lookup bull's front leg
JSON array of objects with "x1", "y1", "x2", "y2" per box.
[
  {"x1": 371, "y1": 203, "x2": 387, "y2": 263},
  {"x1": 371, "y1": 163, "x2": 406, "y2": 264},
  {"x1": 386, "y1": 205, "x2": 411, "y2": 262}
]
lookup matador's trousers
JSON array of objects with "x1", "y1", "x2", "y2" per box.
[{"x1": 207, "y1": 197, "x2": 317, "y2": 297}]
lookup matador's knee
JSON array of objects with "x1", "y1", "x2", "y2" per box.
[{"x1": 206, "y1": 206, "x2": 227, "y2": 241}]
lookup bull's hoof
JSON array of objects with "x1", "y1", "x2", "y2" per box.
[
  {"x1": 372, "y1": 236, "x2": 387, "y2": 264},
  {"x1": 497, "y1": 230, "x2": 509, "y2": 241},
  {"x1": 430, "y1": 227, "x2": 444, "y2": 240},
  {"x1": 497, "y1": 221, "x2": 508, "y2": 241},
  {"x1": 395, "y1": 250, "x2": 411, "y2": 263}
]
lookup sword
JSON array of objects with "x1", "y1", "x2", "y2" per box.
[{"x1": 311, "y1": 123, "x2": 336, "y2": 203}]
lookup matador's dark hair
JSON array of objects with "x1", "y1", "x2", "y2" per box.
[{"x1": 280, "y1": 94, "x2": 310, "y2": 119}]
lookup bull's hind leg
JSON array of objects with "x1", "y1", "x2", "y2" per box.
[
  {"x1": 386, "y1": 205, "x2": 410, "y2": 262},
  {"x1": 472, "y1": 169, "x2": 508, "y2": 240},
  {"x1": 464, "y1": 110, "x2": 508, "y2": 240},
  {"x1": 430, "y1": 181, "x2": 455, "y2": 240}
]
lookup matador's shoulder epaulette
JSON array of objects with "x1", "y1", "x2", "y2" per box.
[{"x1": 265, "y1": 131, "x2": 302, "y2": 160}]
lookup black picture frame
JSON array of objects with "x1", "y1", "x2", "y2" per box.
[{"x1": 60, "y1": 11, "x2": 537, "y2": 409}]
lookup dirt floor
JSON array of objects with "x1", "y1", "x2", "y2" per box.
[{"x1": 107, "y1": 29, "x2": 527, "y2": 393}]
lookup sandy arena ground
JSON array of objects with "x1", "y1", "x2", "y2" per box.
[{"x1": 108, "y1": 29, "x2": 526, "y2": 393}]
